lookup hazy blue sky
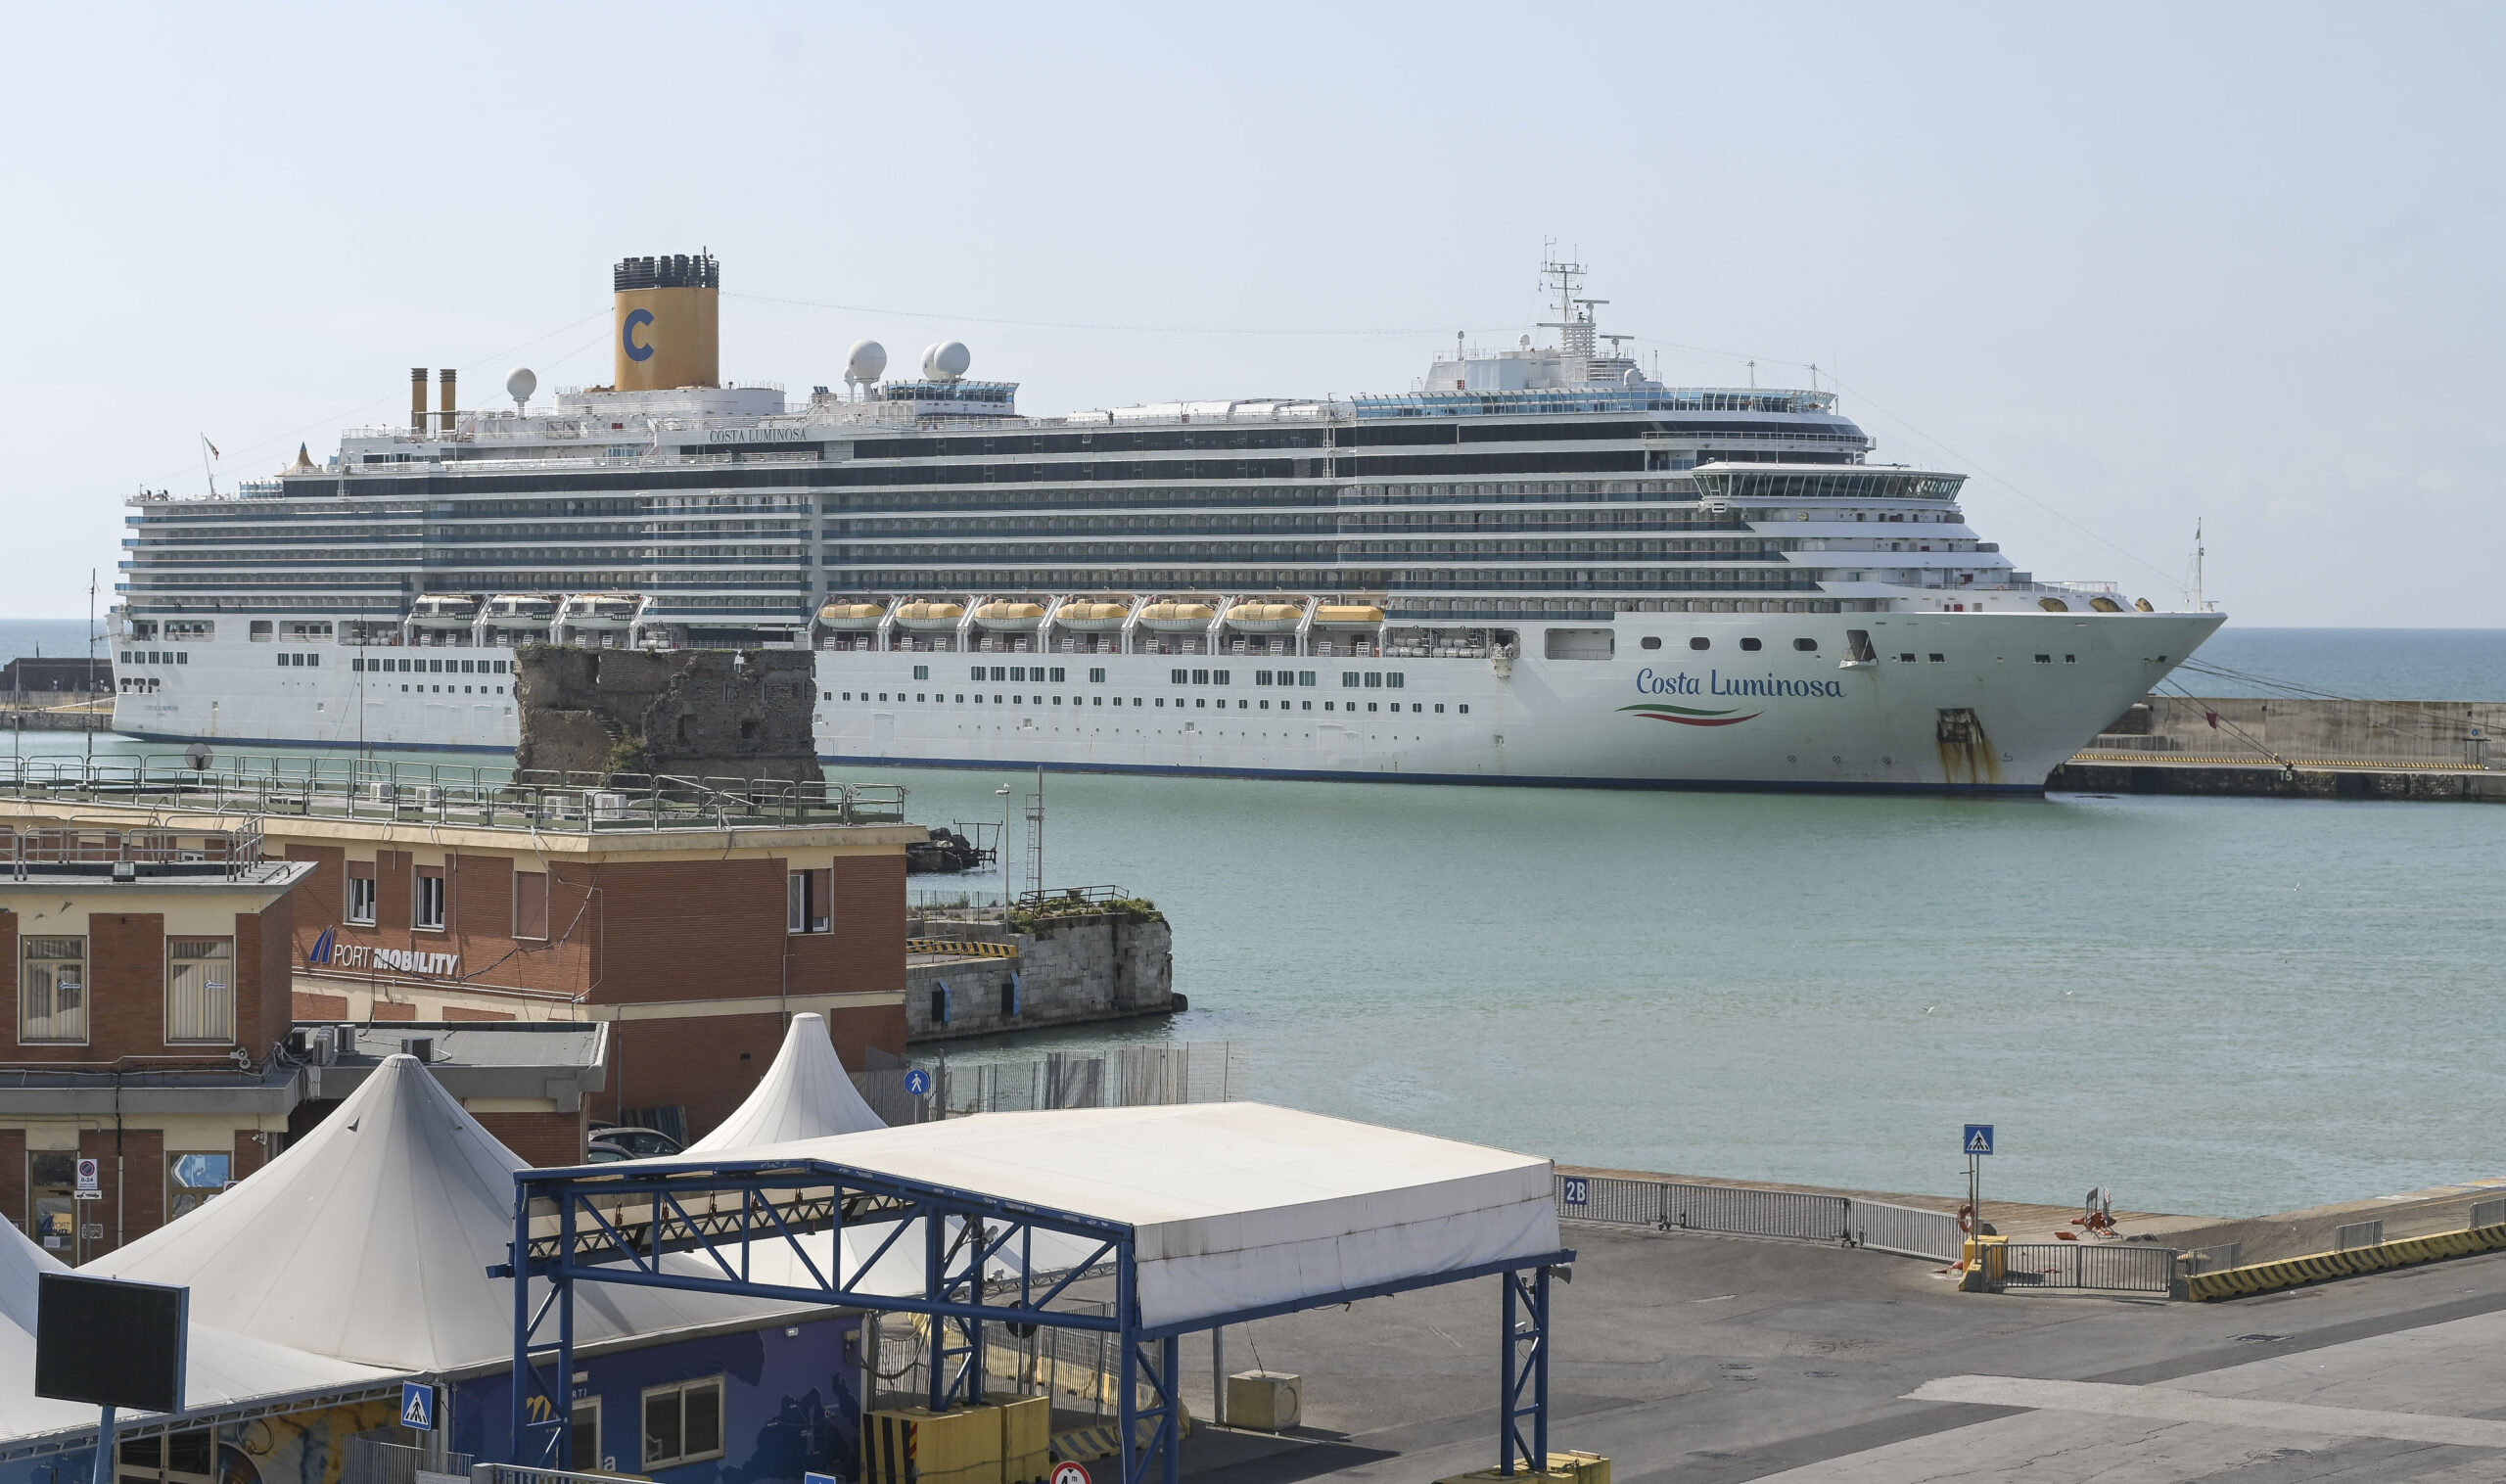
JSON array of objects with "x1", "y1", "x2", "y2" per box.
[{"x1": 3, "y1": 4, "x2": 2497, "y2": 625}]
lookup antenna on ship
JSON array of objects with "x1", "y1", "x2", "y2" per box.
[{"x1": 2191, "y1": 518, "x2": 2208, "y2": 612}]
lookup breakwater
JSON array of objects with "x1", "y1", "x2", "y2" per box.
[{"x1": 2055, "y1": 696, "x2": 2502, "y2": 800}]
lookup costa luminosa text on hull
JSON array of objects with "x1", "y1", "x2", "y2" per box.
[{"x1": 112, "y1": 252, "x2": 2222, "y2": 791}]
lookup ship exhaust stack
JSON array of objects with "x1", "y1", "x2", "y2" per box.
[
  {"x1": 438, "y1": 368, "x2": 457, "y2": 433},
  {"x1": 409, "y1": 368, "x2": 428, "y2": 435},
  {"x1": 611, "y1": 252, "x2": 720, "y2": 392}
]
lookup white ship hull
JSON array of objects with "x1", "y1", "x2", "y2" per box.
[{"x1": 111, "y1": 610, "x2": 2221, "y2": 793}]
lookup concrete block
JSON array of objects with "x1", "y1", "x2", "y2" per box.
[
  {"x1": 1550, "y1": 1451, "x2": 1612, "y2": 1484},
  {"x1": 987, "y1": 1393, "x2": 1051, "y2": 1484},
  {"x1": 1226, "y1": 1369, "x2": 1301, "y2": 1432}
]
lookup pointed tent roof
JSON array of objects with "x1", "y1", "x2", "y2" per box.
[
  {"x1": 91, "y1": 1055, "x2": 813, "y2": 1373},
  {"x1": 282, "y1": 442, "x2": 318, "y2": 475},
  {"x1": 684, "y1": 1012, "x2": 884, "y2": 1154},
  {"x1": 0, "y1": 1221, "x2": 393, "y2": 1446}
]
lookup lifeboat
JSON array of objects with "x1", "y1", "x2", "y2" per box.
[
  {"x1": 1056, "y1": 601, "x2": 1132, "y2": 631},
  {"x1": 562, "y1": 593, "x2": 640, "y2": 629},
  {"x1": 973, "y1": 601, "x2": 1047, "y2": 631},
  {"x1": 2036, "y1": 597, "x2": 2071, "y2": 614},
  {"x1": 2087, "y1": 596, "x2": 2123, "y2": 613},
  {"x1": 894, "y1": 600, "x2": 966, "y2": 632},
  {"x1": 817, "y1": 601, "x2": 888, "y2": 631},
  {"x1": 487, "y1": 594, "x2": 557, "y2": 624},
  {"x1": 1313, "y1": 604, "x2": 1386, "y2": 629},
  {"x1": 2133, "y1": 597, "x2": 2155, "y2": 613},
  {"x1": 1138, "y1": 601, "x2": 1218, "y2": 632},
  {"x1": 1226, "y1": 601, "x2": 1304, "y2": 633},
  {"x1": 409, "y1": 595, "x2": 480, "y2": 630}
]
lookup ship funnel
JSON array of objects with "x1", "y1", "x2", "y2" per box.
[
  {"x1": 612, "y1": 252, "x2": 720, "y2": 392},
  {"x1": 438, "y1": 368, "x2": 457, "y2": 433},
  {"x1": 410, "y1": 368, "x2": 427, "y2": 434}
]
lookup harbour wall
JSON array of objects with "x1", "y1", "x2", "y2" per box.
[
  {"x1": 2052, "y1": 696, "x2": 2504, "y2": 801},
  {"x1": 2090, "y1": 697, "x2": 2501, "y2": 768},
  {"x1": 904, "y1": 908, "x2": 1175, "y2": 1041}
]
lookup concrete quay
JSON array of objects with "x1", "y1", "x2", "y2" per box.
[
  {"x1": 2050, "y1": 757, "x2": 2506, "y2": 802},
  {"x1": 2051, "y1": 695, "x2": 2505, "y2": 801},
  {"x1": 1163, "y1": 1218, "x2": 2506, "y2": 1484}
]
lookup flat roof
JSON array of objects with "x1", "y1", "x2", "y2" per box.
[{"x1": 664, "y1": 1101, "x2": 1562, "y2": 1331}]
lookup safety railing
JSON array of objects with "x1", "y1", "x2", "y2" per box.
[
  {"x1": 1555, "y1": 1174, "x2": 1860, "y2": 1248},
  {"x1": 0, "y1": 755, "x2": 907, "y2": 832},
  {"x1": 2178, "y1": 1242, "x2": 2243, "y2": 1275},
  {"x1": 2335, "y1": 1220, "x2": 2386, "y2": 1251},
  {"x1": 852, "y1": 1043, "x2": 1245, "y2": 1125},
  {"x1": 1850, "y1": 1199, "x2": 1968, "y2": 1263},
  {"x1": 1993, "y1": 1242, "x2": 2177, "y2": 1295}
]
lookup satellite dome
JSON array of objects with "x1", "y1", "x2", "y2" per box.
[
  {"x1": 845, "y1": 340, "x2": 888, "y2": 385},
  {"x1": 1622, "y1": 367, "x2": 1644, "y2": 388},
  {"x1": 921, "y1": 341, "x2": 971, "y2": 383},
  {"x1": 505, "y1": 367, "x2": 537, "y2": 411}
]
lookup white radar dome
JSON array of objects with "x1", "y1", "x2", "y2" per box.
[
  {"x1": 921, "y1": 341, "x2": 971, "y2": 382},
  {"x1": 845, "y1": 339, "x2": 888, "y2": 385},
  {"x1": 505, "y1": 366, "x2": 537, "y2": 410}
]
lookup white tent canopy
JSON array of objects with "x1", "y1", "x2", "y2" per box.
[
  {"x1": 0, "y1": 1223, "x2": 393, "y2": 1446},
  {"x1": 683, "y1": 1012, "x2": 884, "y2": 1153},
  {"x1": 91, "y1": 1055, "x2": 821, "y2": 1372},
  {"x1": 687, "y1": 1102, "x2": 1560, "y2": 1331}
]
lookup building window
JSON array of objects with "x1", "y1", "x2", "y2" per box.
[
  {"x1": 515, "y1": 871, "x2": 550, "y2": 940},
  {"x1": 642, "y1": 1377, "x2": 725, "y2": 1470},
  {"x1": 414, "y1": 868, "x2": 446, "y2": 931},
  {"x1": 788, "y1": 869, "x2": 831, "y2": 934},
  {"x1": 166, "y1": 1152, "x2": 231, "y2": 1221},
  {"x1": 165, "y1": 939, "x2": 234, "y2": 1043},
  {"x1": 347, "y1": 862, "x2": 377, "y2": 924},
  {"x1": 116, "y1": 1429, "x2": 218, "y2": 1484},
  {"x1": 27, "y1": 1153, "x2": 74, "y2": 1251},
  {"x1": 20, "y1": 937, "x2": 86, "y2": 1043},
  {"x1": 572, "y1": 1398, "x2": 607, "y2": 1474}
]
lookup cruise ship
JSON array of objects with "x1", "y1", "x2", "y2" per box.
[{"x1": 111, "y1": 253, "x2": 2223, "y2": 792}]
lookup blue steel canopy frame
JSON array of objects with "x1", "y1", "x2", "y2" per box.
[{"x1": 496, "y1": 1153, "x2": 1573, "y2": 1484}]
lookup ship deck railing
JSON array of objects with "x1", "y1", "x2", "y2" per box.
[{"x1": 0, "y1": 757, "x2": 906, "y2": 834}]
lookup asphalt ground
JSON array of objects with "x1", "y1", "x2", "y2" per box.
[{"x1": 1159, "y1": 1220, "x2": 2506, "y2": 1483}]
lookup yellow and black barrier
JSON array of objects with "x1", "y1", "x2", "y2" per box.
[
  {"x1": 908, "y1": 938, "x2": 1020, "y2": 959},
  {"x1": 2188, "y1": 1222, "x2": 2506, "y2": 1301}
]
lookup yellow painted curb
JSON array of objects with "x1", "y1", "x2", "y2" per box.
[
  {"x1": 2188, "y1": 1223, "x2": 2506, "y2": 1301},
  {"x1": 909, "y1": 938, "x2": 1020, "y2": 958}
]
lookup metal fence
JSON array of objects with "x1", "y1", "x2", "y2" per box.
[
  {"x1": 851, "y1": 1043, "x2": 1245, "y2": 1125},
  {"x1": 1994, "y1": 1242, "x2": 2177, "y2": 1294},
  {"x1": 347, "y1": 1438, "x2": 473, "y2": 1484},
  {"x1": 2179, "y1": 1242, "x2": 2243, "y2": 1275},
  {"x1": 870, "y1": 1301, "x2": 1150, "y2": 1421},
  {"x1": 2335, "y1": 1220, "x2": 2386, "y2": 1251},
  {"x1": 2473, "y1": 1197, "x2": 2506, "y2": 1230},
  {"x1": 1850, "y1": 1200, "x2": 1968, "y2": 1262},
  {"x1": 1555, "y1": 1174, "x2": 1865, "y2": 1249}
]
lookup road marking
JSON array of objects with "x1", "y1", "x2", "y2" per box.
[{"x1": 1909, "y1": 1375, "x2": 2506, "y2": 1449}]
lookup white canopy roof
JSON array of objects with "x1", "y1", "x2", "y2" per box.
[
  {"x1": 689, "y1": 1102, "x2": 1560, "y2": 1331},
  {"x1": 0, "y1": 1222, "x2": 394, "y2": 1445},
  {"x1": 91, "y1": 1055, "x2": 818, "y2": 1372},
  {"x1": 683, "y1": 1012, "x2": 884, "y2": 1153}
]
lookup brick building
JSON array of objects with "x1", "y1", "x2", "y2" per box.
[
  {"x1": 0, "y1": 817, "x2": 305, "y2": 1262},
  {"x1": 0, "y1": 769, "x2": 920, "y2": 1147}
]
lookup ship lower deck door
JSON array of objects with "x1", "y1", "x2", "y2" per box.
[
  {"x1": 1320, "y1": 723, "x2": 1353, "y2": 768},
  {"x1": 873, "y1": 712, "x2": 895, "y2": 746}
]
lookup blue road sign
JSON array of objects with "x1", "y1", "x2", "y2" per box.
[
  {"x1": 400, "y1": 1381, "x2": 435, "y2": 1431},
  {"x1": 904, "y1": 1068, "x2": 932, "y2": 1097},
  {"x1": 1560, "y1": 1177, "x2": 1590, "y2": 1207},
  {"x1": 806, "y1": 1473, "x2": 840, "y2": 1484},
  {"x1": 1964, "y1": 1124, "x2": 1995, "y2": 1156}
]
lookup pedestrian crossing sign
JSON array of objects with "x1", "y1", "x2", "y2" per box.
[
  {"x1": 400, "y1": 1381, "x2": 435, "y2": 1431},
  {"x1": 1964, "y1": 1125, "x2": 1994, "y2": 1156}
]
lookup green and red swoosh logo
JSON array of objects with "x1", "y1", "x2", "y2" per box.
[{"x1": 1619, "y1": 702, "x2": 1761, "y2": 727}]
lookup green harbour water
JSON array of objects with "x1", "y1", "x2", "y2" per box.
[{"x1": 12, "y1": 619, "x2": 2503, "y2": 1222}]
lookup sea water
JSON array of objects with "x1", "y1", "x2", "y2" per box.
[{"x1": 9, "y1": 621, "x2": 2501, "y2": 1218}]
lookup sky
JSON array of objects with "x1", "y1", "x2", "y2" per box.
[{"x1": 2, "y1": 3, "x2": 2498, "y2": 625}]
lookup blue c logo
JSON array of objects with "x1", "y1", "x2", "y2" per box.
[{"x1": 623, "y1": 307, "x2": 655, "y2": 362}]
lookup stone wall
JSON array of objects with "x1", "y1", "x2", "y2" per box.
[
  {"x1": 2091, "y1": 697, "x2": 2502, "y2": 768},
  {"x1": 905, "y1": 911, "x2": 1176, "y2": 1041},
  {"x1": 513, "y1": 646, "x2": 822, "y2": 782}
]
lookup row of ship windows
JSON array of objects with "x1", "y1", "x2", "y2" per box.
[
  {"x1": 940, "y1": 665, "x2": 1403, "y2": 689},
  {"x1": 351, "y1": 658, "x2": 514, "y2": 673},
  {"x1": 831, "y1": 691, "x2": 1465, "y2": 715}
]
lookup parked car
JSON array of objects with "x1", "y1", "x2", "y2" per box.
[
  {"x1": 588, "y1": 1124, "x2": 683, "y2": 1158},
  {"x1": 583, "y1": 1140, "x2": 634, "y2": 1164}
]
